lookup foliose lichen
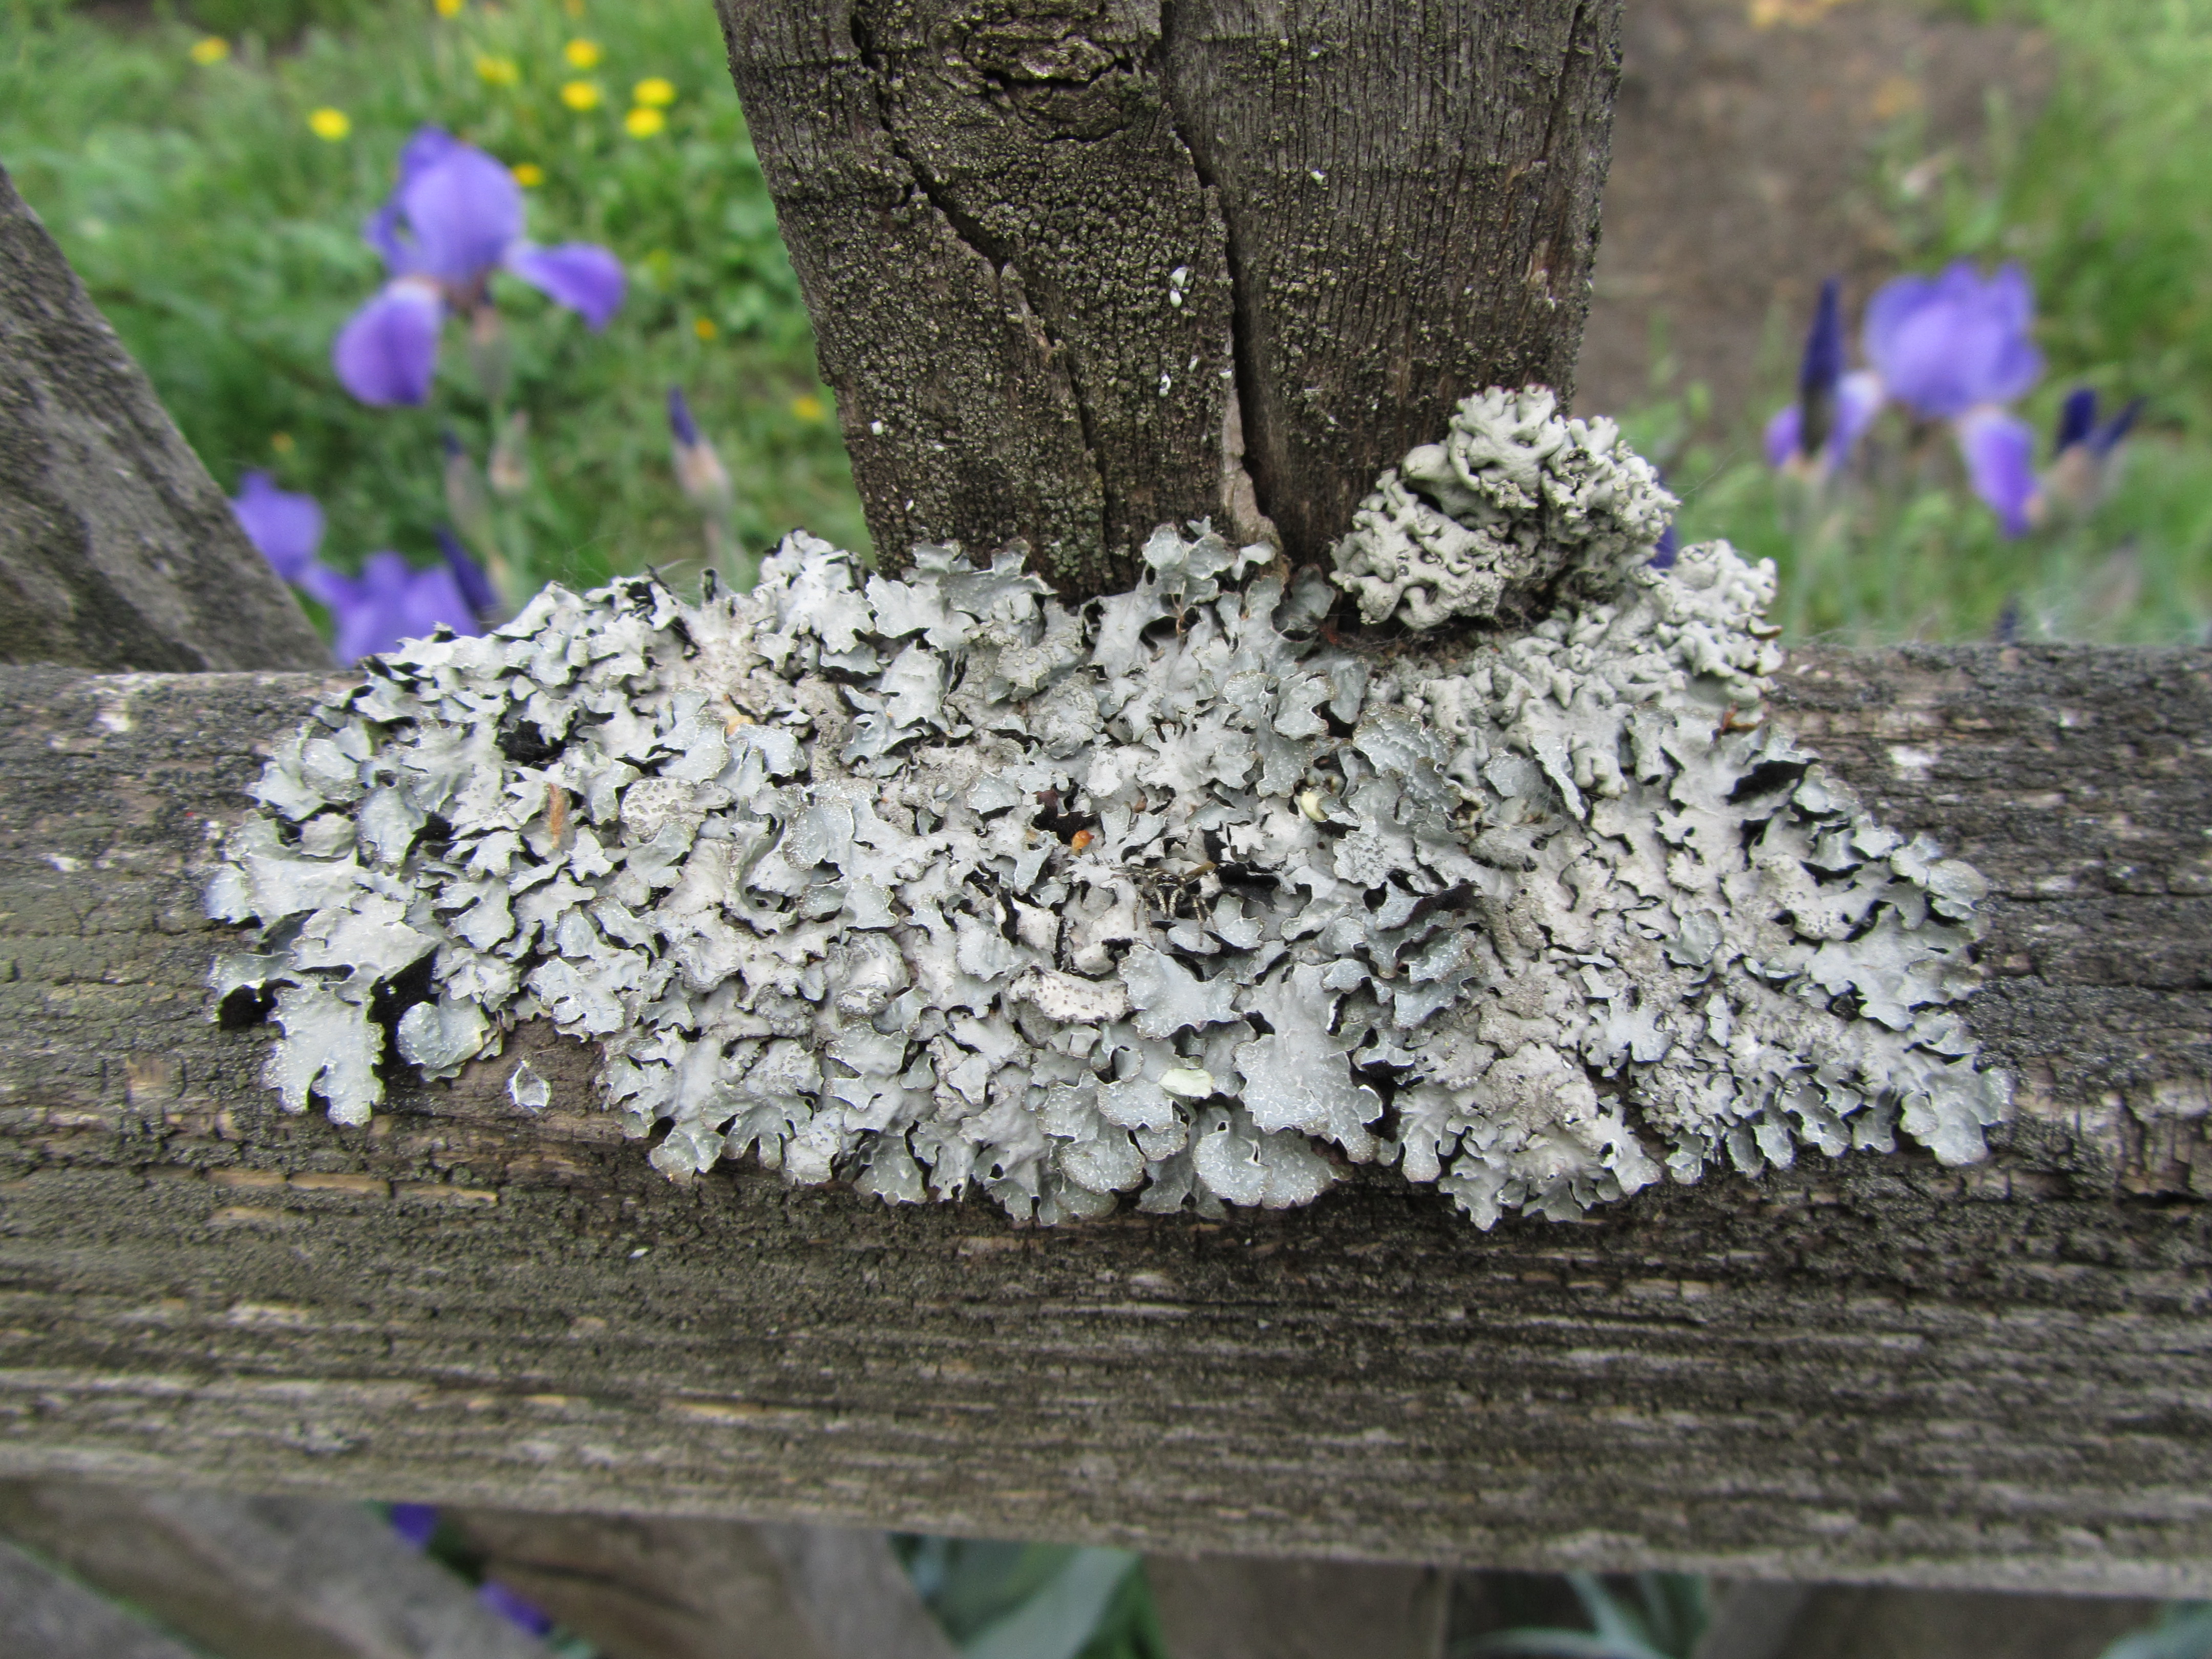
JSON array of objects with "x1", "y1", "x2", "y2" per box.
[
  {"x1": 1328, "y1": 386, "x2": 1677, "y2": 632},
  {"x1": 205, "y1": 389, "x2": 2010, "y2": 1227}
]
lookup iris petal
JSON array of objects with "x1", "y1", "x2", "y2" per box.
[
  {"x1": 1832, "y1": 369, "x2": 1884, "y2": 457},
  {"x1": 506, "y1": 241, "x2": 626, "y2": 329},
  {"x1": 325, "y1": 552, "x2": 482, "y2": 664},
  {"x1": 395, "y1": 125, "x2": 463, "y2": 188},
  {"x1": 1956, "y1": 407, "x2": 2040, "y2": 538},
  {"x1": 391, "y1": 559, "x2": 481, "y2": 643},
  {"x1": 388, "y1": 1504, "x2": 440, "y2": 1549},
  {"x1": 436, "y1": 526, "x2": 501, "y2": 621},
  {"x1": 2053, "y1": 387, "x2": 2099, "y2": 456},
  {"x1": 1763, "y1": 371, "x2": 1883, "y2": 473},
  {"x1": 1763, "y1": 404, "x2": 1801, "y2": 469},
  {"x1": 230, "y1": 472, "x2": 325, "y2": 581},
  {"x1": 1798, "y1": 276, "x2": 1845, "y2": 402},
  {"x1": 1862, "y1": 260, "x2": 2042, "y2": 420},
  {"x1": 477, "y1": 1582, "x2": 556, "y2": 1639},
  {"x1": 399, "y1": 139, "x2": 526, "y2": 286},
  {"x1": 332, "y1": 280, "x2": 444, "y2": 406}
]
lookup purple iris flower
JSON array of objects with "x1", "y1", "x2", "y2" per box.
[
  {"x1": 1767, "y1": 261, "x2": 2050, "y2": 535},
  {"x1": 317, "y1": 550, "x2": 484, "y2": 665},
  {"x1": 667, "y1": 385, "x2": 701, "y2": 449},
  {"x1": 436, "y1": 526, "x2": 502, "y2": 622},
  {"x1": 230, "y1": 473, "x2": 490, "y2": 662},
  {"x1": 1864, "y1": 261, "x2": 2042, "y2": 420},
  {"x1": 2053, "y1": 388, "x2": 2144, "y2": 460},
  {"x1": 334, "y1": 126, "x2": 625, "y2": 407},
  {"x1": 477, "y1": 1580, "x2": 558, "y2": 1638},
  {"x1": 389, "y1": 1503, "x2": 440, "y2": 1549},
  {"x1": 1762, "y1": 278, "x2": 1883, "y2": 473},
  {"x1": 231, "y1": 471, "x2": 327, "y2": 585},
  {"x1": 1953, "y1": 407, "x2": 2040, "y2": 538},
  {"x1": 667, "y1": 385, "x2": 734, "y2": 514},
  {"x1": 2043, "y1": 388, "x2": 2145, "y2": 516},
  {"x1": 1861, "y1": 260, "x2": 2045, "y2": 536}
]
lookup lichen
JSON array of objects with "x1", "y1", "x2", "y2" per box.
[
  {"x1": 1328, "y1": 386, "x2": 1677, "y2": 632},
  {"x1": 206, "y1": 390, "x2": 2009, "y2": 1227}
]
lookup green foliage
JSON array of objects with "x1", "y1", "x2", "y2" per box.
[
  {"x1": 172, "y1": 0, "x2": 390, "y2": 41},
  {"x1": 1905, "y1": 0, "x2": 2212, "y2": 440},
  {"x1": 896, "y1": 1536, "x2": 1167, "y2": 1659},
  {"x1": 1635, "y1": 0, "x2": 2212, "y2": 645},
  {"x1": 1649, "y1": 415, "x2": 2212, "y2": 647},
  {"x1": 2, "y1": 0, "x2": 867, "y2": 600},
  {"x1": 1457, "y1": 1573, "x2": 1708, "y2": 1659},
  {"x1": 15, "y1": 0, "x2": 2212, "y2": 643}
]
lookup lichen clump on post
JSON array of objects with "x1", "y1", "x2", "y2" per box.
[
  {"x1": 207, "y1": 388, "x2": 2010, "y2": 1227},
  {"x1": 1329, "y1": 387, "x2": 1675, "y2": 632}
]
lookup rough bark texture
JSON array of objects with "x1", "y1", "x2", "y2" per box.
[
  {"x1": 1146, "y1": 1555, "x2": 1450, "y2": 1659},
  {"x1": 1691, "y1": 1583, "x2": 1812, "y2": 1659},
  {"x1": 440, "y1": 1509, "x2": 959, "y2": 1659},
  {"x1": 0, "y1": 1535, "x2": 204, "y2": 1659},
  {"x1": 0, "y1": 1481, "x2": 555, "y2": 1659},
  {"x1": 0, "y1": 648, "x2": 2207, "y2": 1592},
  {"x1": 716, "y1": 0, "x2": 1620, "y2": 592},
  {"x1": 0, "y1": 165, "x2": 327, "y2": 675},
  {"x1": 1773, "y1": 1585, "x2": 2164, "y2": 1659}
]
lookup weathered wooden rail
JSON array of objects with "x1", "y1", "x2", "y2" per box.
[{"x1": 0, "y1": 647, "x2": 2207, "y2": 1594}]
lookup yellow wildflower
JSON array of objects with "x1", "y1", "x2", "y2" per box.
[
  {"x1": 693, "y1": 316, "x2": 718, "y2": 341},
  {"x1": 560, "y1": 79, "x2": 602, "y2": 112},
  {"x1": 564, "y1": 38, "x2": 603, "y2": 69},
  {"x1": 792, "y1": 394, "x2": 826, "y2": 422},
  {"x1": 189, "y1": 35, "x2": 229, "y2": 65},
  {"x1": 633, "y1": 76, "x2": 675, "y2": 108},
  {"x1": 270, "y1": 432, "x2": 295, "y2": 455},
  {"x1": 475, "y1": 53, "x2": 520, "y2": 87},
  {"x1": 433, "y1": 0, "x2": 463, "y2": 16},
  {"x1": 623, "y1": 106, "x2": 665, "y2": 138},
  {"x1": 511, "y1": 162, "x2": 546, "y2": 187},
  {"x1": 308, "y1": 108, "x2": 352, "y2": 141}
]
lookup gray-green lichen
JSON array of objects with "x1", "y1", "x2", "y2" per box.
[
  {"x1": 206, "y1": 389, "x2": 2010, "y2": 1227},
  {"x1": 1328, "y1": 386, "x2": 1677, "y2": 633}
]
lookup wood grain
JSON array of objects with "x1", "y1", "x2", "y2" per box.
[
  {"x1": 715, "y1": 0, "x2": 1620, "y2": 588},
  {"x1": 0, "y1": 648, "x2": 2206, "y2": 1593},
  {"x1": 0, "y1": 165, "x2": 326, "y2": 674}
]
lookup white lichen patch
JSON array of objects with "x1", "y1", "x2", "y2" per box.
[
  {"x1": 1329, "y1": 386, "x2": 1676, "y2": 632},
  {"x1": 206, "y1": 391, "x2": 2010, "y2": 1227}
]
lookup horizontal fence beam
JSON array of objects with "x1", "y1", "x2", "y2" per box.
[{"x1": 0, "y1": 647, "x2": 2207, "y2": 1593}]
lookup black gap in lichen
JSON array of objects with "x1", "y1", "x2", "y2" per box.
[
  {"x1": 217, "y1": 983, "x2": 278, "y2": 1030},
  {"x1": 1729, "y1": 757, "x2": 1811, "y2": 804},
  {"x1": 369, "y1": 952, "x2": 439, "y2": 1067},
  {"x1": 497, "y1": 712, "x2": 566, "y2": 768}
]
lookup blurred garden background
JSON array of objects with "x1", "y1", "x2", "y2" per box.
[
  {"x1": 6, "y1": 0, "x2": 2212, "y2": 650},
  {"x1": 4, "y1": 0, "x2": 2212, "y2": 1654}
]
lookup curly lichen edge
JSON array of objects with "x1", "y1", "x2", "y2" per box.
[{"x1": 204, "y1": 389, "x2": 2011, "y2": 1228}]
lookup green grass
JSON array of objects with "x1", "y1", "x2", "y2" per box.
[
  {"x1": 1628, "y1": 0, "x2": 2212, "y2": 645},
  {"x1": 2, "y1": 0, "x2": 868, "y2": 604}
]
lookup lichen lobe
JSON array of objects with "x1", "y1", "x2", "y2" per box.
[{"x1": 207, "y1": 389, "x2": 2010, "y2": 1228}]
